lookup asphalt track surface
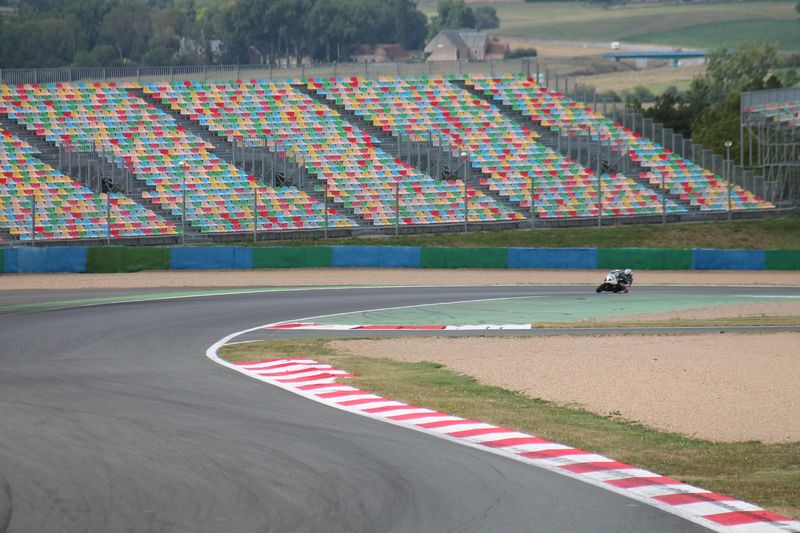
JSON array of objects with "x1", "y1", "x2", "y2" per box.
[{"x1": 1, "y1": 285, "x2": 797, "y2": 533}]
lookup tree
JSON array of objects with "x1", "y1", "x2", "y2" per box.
[
  {"x1": 429, "y1": 0, "x2": 476, "y2": 37},
  {"x1": 687, "y1": 41, "x2": 782, "y2": 110},
  {"x1": 473, "y1": 6, "x2": 499, "y2": 31},
  {"x1": 100, "y1": 0, "x2": 153, "y2": 62},
  {"x1": 393, "y1": 0, "x2": 427, "y2": 51},
  {"x1": 691, "y1": 94, "x2": 743, "y2": 162}
]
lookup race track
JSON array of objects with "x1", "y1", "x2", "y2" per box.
[{"x1": 1, "y1": 285, "x2": 796, "y2": 533}]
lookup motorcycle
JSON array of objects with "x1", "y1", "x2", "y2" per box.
[{"x1": 596, "y1": 272, "x2": 629, "y2": 293}]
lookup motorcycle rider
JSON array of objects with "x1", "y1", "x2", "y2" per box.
[{"x1": 609, "y1": 268, "x2": 634, "y2": 293}]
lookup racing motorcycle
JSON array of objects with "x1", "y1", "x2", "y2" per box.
[{"x1": 596, "y1": 271, "x2": 629, "y2": 293}]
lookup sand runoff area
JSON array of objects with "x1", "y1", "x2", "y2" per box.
[{"x1": 3, "y1": 269, "x2": 799, "y2": 443}]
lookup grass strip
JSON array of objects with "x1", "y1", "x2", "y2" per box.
[
  {"x1": 220, "y1": 338, "x2": 800, "y2": 520},
  {"x1": 241, "y1": 218, "x2": 800, "y2": 250},
  {"x1": 536, "y1": 316, "x2": 800, "y2": 328}
]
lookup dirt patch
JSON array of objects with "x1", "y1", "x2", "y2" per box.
[
  {"x1": 1, "y1": 269, "x2": 798, "y2": 291},
  {"x1": 331, "y1": 333, "x2": 800, "y2": 443}
]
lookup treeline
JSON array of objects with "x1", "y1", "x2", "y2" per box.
[
  {"x1": 624, "y1": 42, "x2": 799, "y2": 161},
  {"x1": 0, "y1": 0, "x2": 499, "y2": 69}
]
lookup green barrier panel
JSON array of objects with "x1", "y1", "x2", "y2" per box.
[
  {"x1": 252, "y1": 247, "x2": 333, "y2": 268},
  {"x1": 765, "y1": 250, "x2": 800, "y2": 270},
  {"x1": 86, "y1": 247, "x2": 124, "y2": 273},
  {"x1": 122, "y1": 247, "x2": 170, "y2": 272},
  {"x1": 597, "y1": 248, "x2": 693, "y2": 270},
  {"x1": 421, "y1": 247, "x2": 507, "y2": 269}
]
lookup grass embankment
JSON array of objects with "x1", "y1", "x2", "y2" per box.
[
  {"x1": 417, "y1": 1, "x2": 800, "y2": 51},
  {"x1": 220, "y1": 338, "x2": 800, "y2": 520},
  {"x1": 247, "y1": 218, "x2": 800, "y2": 249}
]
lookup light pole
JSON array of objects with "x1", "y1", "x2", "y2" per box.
[
  {"x1": 30, "y1": 190, "x2": 37, "y2": 247},
  {"x1": 461, "y1": 151, "x2": 469, "y2": 233},
  {"x1": 529, "y1": 173, "x2": 535, "y2": 228},
  {"x1": 106, "y1": 192, "x2": 111, "y2": 246},
  {"x1": 323, "y1": 176, "x2": 329, "y2": 240},
  {"x1": 395, "y1": 179, "x2": 400, "y2": 236},
  {"x1": 180, "y1": 161, "x2": 188, "y2": 245},
  {"x1": 252, "y1": 184, "x2": 259, "y2": 243},
  {"x1": 724, "y1": 140, "x2": 732, "y2": 220}
]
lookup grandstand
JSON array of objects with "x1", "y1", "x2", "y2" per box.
[
  {"x1": 0, "y1": 71, "x2": 778, "y2": 244},
  {"x1": 741, "y1": 88, "x2": 800, "y2": 208}
]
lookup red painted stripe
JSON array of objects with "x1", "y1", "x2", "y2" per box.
[
  {"x1": 606, "y1": 476, "x2": 681, "y2": 489},
  {"x1": 257, "y1": 367, "x2": 328, "y2": 376},
  {"x1": 363, "y1": 404, "x2": 416, "y2": 414},
  {"x1": 705, "y1": 510, "x2": 790, "y2": 526},
  {"x1": 562, "y1": 461, "x2": 631, "y2": 474},
  {"x1": 390, "y1": 411, "x2": 449, "y2": 421},
  {"x1": 418, "y1": 419, "x2": 476, "y2": 429},
  {"x1": 240, "y1": 360, "x2": 296, "y2": 369},
  {"x1": 269, "y1": 323, "x2": 316, "y2": 329},
  {"x1": 297, "y1": 383, "x2": 347, "y2": 391},
  {"x1": 447, "y1": 427, "x2": 509, "y2": 438},
  {"x1": 338, "y1": 397, "x2": 386, "y2": 406},
  {"x1": 654, "y1": 492, "x2": 736, "y2": 506},
  {"x1": 520, "y1": 448, "x2": 587, "y2": 459},
  {"x1": 278, "y1": 373, "x2": 337, "y2": 383},
  {"x1": 318, "y1": 390, "x2": 364, "y2": 399},
  {"x1": 481, "y1": 437, "x2": 548, "y2": 448}
]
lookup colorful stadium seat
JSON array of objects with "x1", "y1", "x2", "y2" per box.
[
  {"x1": 465, "y1": 74, "x2": 772, "y2": 211},
  {"x1": 0, "y1": 82, "x2": 353, "y2": 234},
  {"x1": 312, "y1": 76, "x2": 685, "y2": 218},
  {"x1": 143, "y1": 80, "x2": 522, "y2": 226},
  {"x1": 0, "y1": 128, "x2": 176, "y2": 240}
]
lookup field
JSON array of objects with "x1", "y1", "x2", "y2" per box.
[{"x1": 418, "y1": 1, "x2": 800, "y2": 51}]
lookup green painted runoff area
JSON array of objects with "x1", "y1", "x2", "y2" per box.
[{"x1": 310, "y1": 294, "x2": 790, "y2": 326}]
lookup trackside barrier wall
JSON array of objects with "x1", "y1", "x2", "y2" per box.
[
  {"x1": 3, "y1": 247, "x2": 87, "y2": 273},
  {"x1": 332, "y1": 246, "x2": 420, "y2": 268},
  {"x1": 86, "y1": 247, "x2": 171, "y2": 273},
  {"x1": 765, "y1": 250, "x2": 800, "y2": 270},
  {"x1": 597, "y1": 248, "x2": 693, "y2": 271},
  {"x1": 421, "y1": 247, "x2": 508, "y2": 269},
  {"x1": 169, "y1": 247, "x2": 252, "y2": 270},
  {"x1": 3, "y1": 246, "x2": 800, "y2": 272},
  {"x1": 251, "y1": 247, "x2": 333, "y2": 268},
  {"x1": 509, "y1": 248, "x2": 597, "y2": 269},
  {"x1": 693, "y1": 249, "x2": 766, "y2": 271}
]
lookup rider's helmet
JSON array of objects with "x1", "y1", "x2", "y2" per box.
[{"x1": 624, "y1": 269, "x2": 633, "y2": 276}]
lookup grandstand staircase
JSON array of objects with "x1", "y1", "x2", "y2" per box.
[
  {"x1": 454, "y1": 81, "x2": 698, "y2": 214},
  {"x1": 299, "y1": 84, "x2": 523, "y2": 219},
  {"x1": 0, "y1": 114, "x2": 135, "y2": 194},
  {"x1": 133, "y1": 89, "x2": 308, "y2": 188}
]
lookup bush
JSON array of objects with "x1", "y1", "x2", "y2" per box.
[{"x1": 506, "y1": 47, "x2": 538, "y2": 59}]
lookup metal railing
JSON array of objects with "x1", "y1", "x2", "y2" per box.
[{"x1": 0, "y1": 59, "x2": 534, "y2": 86}]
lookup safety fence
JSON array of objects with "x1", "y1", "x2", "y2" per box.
[{"x1": 2, "y1": 246, "x2": 798, "y2": 273}]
